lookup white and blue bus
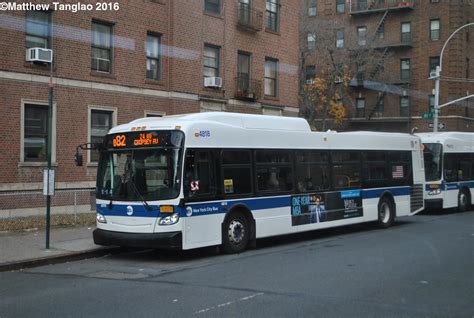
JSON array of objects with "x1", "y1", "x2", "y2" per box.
[
  {"x1": 78, "y1": 112, "x2": 425, "y2": 253},
  {"x1": 418, "y1": 132, "x2": 474, "y2": 212}
]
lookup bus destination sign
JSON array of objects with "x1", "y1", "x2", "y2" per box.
[
  {"x1": 105, "y1": 130, "x2": 184, "y2": 149},
  {"x1": 108, "y1": 132, "x2": 164, "y2": 149}
]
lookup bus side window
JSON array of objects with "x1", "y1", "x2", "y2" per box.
[
  {"x1": 295, "y1": 150, "x2": 330, "y2": 192},
  {"x1": 255, "y1": 150, "x2": 293, "y2": 193},
  {"x1": 221, "y1": 150, "x2": 252, "y2": 196},
  {"x1": 443, "y1": 153, "x2": 458, "y2": 182},
  {"x1": 184, "y1": 150, "x2": 217, "y2": 198},
  {"x1": 331, "y1": 151, "x2": 361, "y2": 189},
  {"x1": 459, "y1": 154, "x2": 471, "y2": 181}
]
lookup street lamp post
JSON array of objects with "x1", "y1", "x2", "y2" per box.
[{"x1": 432, "y1": 22, "x2": 474, "y2": 132}]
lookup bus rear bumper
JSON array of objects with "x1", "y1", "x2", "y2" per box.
[
  {"x1": 93, "y1": 229, "x2": 182, "y2": 250},
  {"x1": 424, "y1": 199, "x2": 443, "y2": 211}
]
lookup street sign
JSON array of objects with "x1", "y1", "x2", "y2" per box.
[
  {"x1": 428, "y1": 122, "x2": 446, "y2": 130},
  {"x1": 421, "y1": 112, "x2": 433, "y2": 119},
  {"x1": 43, "y1": 169, "x2": 55, "y2": 196}
]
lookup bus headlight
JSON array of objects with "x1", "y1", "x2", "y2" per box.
[
  {"x1": 428, "y1": 189, "x2": 441, "y2": 195},
  {"x1": 159, "y1": 213, "x2": 180, "y2": 226},
  {"x1": 96, "y1": 213, "x2": 107, "y2": 224}
]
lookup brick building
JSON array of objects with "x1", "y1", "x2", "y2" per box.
[
  {"x1": 301, "y1": 0, "x2": 474, "y2": 132},
  {"x1": 0, "y1": 0, "x2": 299, "y2": 195}
]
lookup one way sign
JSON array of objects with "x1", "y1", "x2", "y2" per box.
[{"x1": 428, "y1": 122, "x2": 446, "y2": 130}]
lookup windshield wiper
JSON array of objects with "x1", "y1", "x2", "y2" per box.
[{"x1": 128, "y1": 175, "x2": 153, "y2": 212}]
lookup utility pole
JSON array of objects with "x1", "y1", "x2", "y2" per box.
[
  {"x1": 432, "y1": 22, "x2": 474, "y2": 132},
  {"x1": 433, "y1": 66, "x2": 440, "y2": 132},
  {"x1": 46, "y1": 58, "x2": 54, "y2": 250}
]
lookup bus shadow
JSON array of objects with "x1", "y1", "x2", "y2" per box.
[
  {"x1": 110, "y1": 221, "x2": 416, "y2": 263},
  {"x1": 254, "y1": 221, "x2": 412, "y2": 251},
  {"x1": 109, "y1": 245, "x2": 221, "y2": 263},
  {"x1": 419, "y1": 208, "x2": 460, "y2": 216}
]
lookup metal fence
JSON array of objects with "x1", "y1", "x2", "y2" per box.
[{"x1": 0, "y1": 188, "x2": 96, "y2": 231}]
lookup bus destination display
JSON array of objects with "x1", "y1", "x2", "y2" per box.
[
  {"x1": 107, "y1": 131, "x2": 172, "y2": 149},
  {"x1": 112, "y1": 133, "x2": 158, "y2": 148}
]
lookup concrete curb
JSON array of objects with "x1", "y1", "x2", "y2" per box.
[{"x1": 0, "y1": 247, "x2": 122, "y2": 272}]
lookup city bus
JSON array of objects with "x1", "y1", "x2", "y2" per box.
[
  {"x1": 418, "y1": 132, "x2": 473, "y2": 212},
  {"x1": 76, "y1": 112, "x2": 425, "y2": 253}
]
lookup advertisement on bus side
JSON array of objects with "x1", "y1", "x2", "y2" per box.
[{"x1": 291, "y1": 191, "x2": 363, "y2": 226}]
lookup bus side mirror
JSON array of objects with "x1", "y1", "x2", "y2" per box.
[{"x1": 75, "y1": 150, "x2": 83, "y2": 166}]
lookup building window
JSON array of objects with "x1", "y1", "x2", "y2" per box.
[
  {"x1": 146, "y1": 34, "x2": 161, "y2": 80},
  {"x1": 336, "y1": 29, "x2": 344, "y2": 48},
  {"x1": 23, "y1": 104, "x2": 48, "y2": 162},
  {"x1": 237, "y1": 52, "x2": 251, "y2": 94},
  {"x1": 378, "y1": 23, "x2": 385, "y2": 39},
  {"x1": 204, "y1": 0, "x2": 220, "y2": 15},
  {"x1": 429, "y1": 95, "x2": 435, "y2": 114},
  {"x1": 357, "y1": 0, "x2": 367, "y2": 10},
  {"x1": 307, "y1": 32, "x2": 316, "y2": 50},
  {"x1": 356, "y1": 61, "x2": 365, "y2": 76},
  {"x1": 90, "y1": 109, "x2": 114, "y2": 162},
  {"x1": 357, "y1": 26, "x2": 367, "y2": 46},
  {"x1": 26, "y1": 11, "x2": 51, "y2": 49},
  {"x1": 374, "y1": 95, "x2": 384, "y2": 117},
  {"x1": 264, "y1": 58, "x2": 278, "y2": 97},
  {"x1": 145, "y1": 111, "x2": 165, "y2": 117},
  {"x1": 305, "y1": 65, "x2": 316, "y2": 84},
  {"x1": 401, "y1": 22, "x2": 411, "y2": 44},
  {"x1": 429, "y1": 56, "x2": 440, "y2": 77},
  {"x1": 400, "y1": 97, "x2": 410, "y2": 117},
  {"x1": 266, "y1": 0, "x2": 280, "y2": 32},
  {"x1": 466, "y1": 21, "x2": 470, "y2": 42},
  {"x1": 203, "y1": 44, "x2": 220, "y2": 78},
  {"x1": 308, "y1": 0, "x2": 317, "y2": 16},
  {"x1": 430, "y1": 19, "x2": 440, "y2": 41},
  {"x1": 238, "y1": 0, "x2": 251, "y2": 24},
  {"x1": 356, "y1": 98, "x2": 365, "y2": 118},
  {"x1": 400, "y1": 59, "x2": 411, "y2": 81},
  {"x1": 466, "y1": 58, "x2": 470, "y2": 78},
  {"x1": 262, "y1": 107, "x2": 282, "y2": 116},
  {"x1": 336, "y1": 0, "x2": 345, "y2": 13},
  {"x1": 91, "y1": 22, "x2": 112, "y2": 73}
]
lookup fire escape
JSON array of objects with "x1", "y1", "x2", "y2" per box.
[
  {"x1": 235, "y1": 2, "x2": 263, "y2": 101},
  {"x1": 349, "y1": 0, "x2": 415, "y2": 120}
]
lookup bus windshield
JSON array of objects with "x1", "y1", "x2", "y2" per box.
[
  {"x1": 96, "y1": 131, "x2": 184, "y2": 201},
  {"x1": 423, "y1": 143, "x2": 442, "y2": 181}
]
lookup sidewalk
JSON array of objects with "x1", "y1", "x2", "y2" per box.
[{"x1": 0, "y1": 226, "x2": 117, "y2": 272}]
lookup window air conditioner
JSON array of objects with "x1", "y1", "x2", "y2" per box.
[
  {"x1": 204, "y1": 77, "x2": 223, "y2": 88},
  {"x1": 26, "y1": 48, "x2": 53, "y2": 63}
]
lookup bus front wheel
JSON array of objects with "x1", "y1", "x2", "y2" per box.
[
  {"x1": 222, "y1": 212, "x2": 249, "y2": 254},
  {"x1": 377, "y1": 197, "x2": 395, "y2": 228},
  {"x1": 458, "y1": 189, "x2": 470, "y2": 212}
]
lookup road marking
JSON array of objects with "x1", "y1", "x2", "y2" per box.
[{"x1": 193, "y1": 293, "x2": 264, "y2": 315}]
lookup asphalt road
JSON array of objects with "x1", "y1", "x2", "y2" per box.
[{"x1": 1, "y1": 210, "x2": 473, "y2": 317}]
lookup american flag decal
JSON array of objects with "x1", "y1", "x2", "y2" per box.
[{"x1": 392, "y1": 165, "x2": 404, "y2": 178}]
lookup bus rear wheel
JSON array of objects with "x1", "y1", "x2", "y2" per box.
[
  {"x1": 222, "y1": 212, "x2": 249, "y2": 254},
  {"x1": 377, "y1": 197, "x2": 395, "y2": 228},
  {"x1": 458, "y1": 189, "x2": 470, "y2": 212}
]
